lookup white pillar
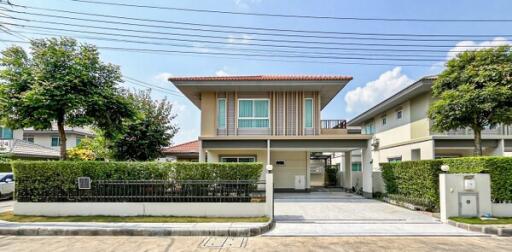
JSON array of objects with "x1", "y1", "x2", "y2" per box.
[
  {"x1": 343, "y1": 151, "x2": 352, "y2": 190},
  {"x1": 362, "y1": 140, "x2": 373, "y2": 198},
  {"x1": 306, "y1": 151, "x2": 311, "y2": 189},
  {"x1": 198, "y1": 140, "x2": 205, "y2": 162},
  {"x1": 265, "y1": 165, "x2": 274, "y2": 218}
]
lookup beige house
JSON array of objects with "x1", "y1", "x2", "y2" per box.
[
  {"x1": 169, "y1": 75, "x2": 375, "y2": 196},
  {"x1": 348, "y1": 76, "x2": 512, "y2": 164}
]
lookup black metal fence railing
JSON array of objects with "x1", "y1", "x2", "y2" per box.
[
  {"x1": 16, "y1": 180, "x2": 266, "y2": 203},
  {"x1": 321, "y1": 119, "x2": 347, "y2": 129}
]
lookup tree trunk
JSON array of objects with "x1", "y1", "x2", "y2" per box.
[
  {"x1": 57, "y1": 117, "x2": 67, "y2": 160},
  {"x1": 473, "y1": 128, "x2": 483, "y2": 156}
]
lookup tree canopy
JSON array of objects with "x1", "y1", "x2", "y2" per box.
[
  {"x1": 112, "y1": 90, "x2": 178, "y2": 161},
  {"x1": 428, "y1": 45, "x2": 512, "y2": 155},
  {"x1": 0, "y1": 37, "x2": 135, "y2": 159}
]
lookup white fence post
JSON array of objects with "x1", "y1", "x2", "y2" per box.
[{"x1": 265, "y1": 165, "x2": 274, "y2": 218}]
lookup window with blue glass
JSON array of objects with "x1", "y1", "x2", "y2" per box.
[
  {"x1": 351, "y1": 162, "x2": 362, "y2": 172},
  {"x1": 217, "y1": 98, "x2": 226, "y2": 129},
  {"x1": 238, "y1": 99, "x2": 269, "y2": 128},
  {"x1": 0, "y1": 127, "x2": 13, "y2": 139},
  {"x1": 304, "y1": 98, "x2": 313, "y2": 128},
  {"x1": 76, "y1": 136, "x2": 82, "y2": 146},
  {"x1": 51, "y1": 135, "x2": 60, "y2": 147}
]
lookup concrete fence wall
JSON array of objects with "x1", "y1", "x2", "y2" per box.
[
  {"x1": 372, "y1": 171, "x2": 386, "y2": 193},
  {"x1": 492, "y1": 203, "x2": 512, "y2": 217},
  {"x1": 14, "y1": 202, "x2": 267, "y2": 217}
]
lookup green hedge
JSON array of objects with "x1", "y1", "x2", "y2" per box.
[
  {"x1": 12, "y1": 161, "x2": 263, "y2": 202},
  {"x1": 382, "y1": 160, "x2": 443, "y2": 210},
  {"x1": 0, "y1": 162, "x2": 11, "y2": 172},
  {"x1": 382, "y1": 157, "x2": 512, "y2": 209}
]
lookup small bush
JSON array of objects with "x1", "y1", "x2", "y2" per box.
[
  {"x1": 0, "y1": 162, "x2": 11, "y2": 172},
  {"x1": 12, "y1": 161, "x2": 263, "y2": 202}
]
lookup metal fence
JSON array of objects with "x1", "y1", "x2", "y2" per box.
[
  {"x1": 16, "y1": 180, "x2": 266, "y2": 203},
  {"x1": 321, "y1": 119, "x2": 347, "y2": 129}
]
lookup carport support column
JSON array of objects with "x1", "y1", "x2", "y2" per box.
[
  {"x1": 343, "y1": 151, "x2": 352, "y2": 191},
  {"x1": 198, "y1": 140, "x2": 205, "y2": 162},
  {"x1": 362, "y1": 140, "x2": 373, "y2": 198}
]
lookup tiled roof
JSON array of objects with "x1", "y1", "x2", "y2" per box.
[
  {"x1": 168, "y1": 75, "x2": 353, "y2": 81},
  {"x1": 9, "y1": 139, "x2": 60, "y2": 158},
  {"x1": 162, "y1": 140, "x2": 199, "y2": 154}
]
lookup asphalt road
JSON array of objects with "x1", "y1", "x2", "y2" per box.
[{"x1": 0, "y1": 235, "x2": 511, "y2": 252}]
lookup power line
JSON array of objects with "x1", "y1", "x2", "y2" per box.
[
  {"x1": 4, "y1": 12, "x2": 507, "y2": 49},
  {"x1": 12, "y1": 28, "x2": 449, "y2": 59},
  {"x1": 2, "y1": 20, "x2": 509, "y2": 56},
  {"x1": 68, "y1": 0, "x2": 512, "y2": 23},
  {"x1": 124, "y1": 76, "x2": 183, "y2": 96},
  {"x1": 2, "y1": 5, "x2": 510, "y2": 42},
  {"x1": 4, "y1": 2, "x2": 511, "y2": 38},
  {"x1": 0, "y1": 39, "x2": 436, "y2": 67}
]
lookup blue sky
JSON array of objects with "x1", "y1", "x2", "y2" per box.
[{"x1": 1, "y1": 0, "x2": 511, "y2": 144}]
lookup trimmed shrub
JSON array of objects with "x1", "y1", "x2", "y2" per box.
[
  {"x1": 0, "y1": 162, "x2": 11, "y2": 172},
  {"x1": 381, "y1": 157, "x2": 512, "y2": 209},
  {"x1": 12, "y1": 161, "x2": 263, "y2": 202},
  {"x1": 381, "y1": 160, "x2": 443, "y2": 210}
]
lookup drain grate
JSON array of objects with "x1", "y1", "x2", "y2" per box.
[{"x1": 200, "y1": 237, "x2": 248, "y2": 249}]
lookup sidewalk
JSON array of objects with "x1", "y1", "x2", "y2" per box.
[{"x1": 0, "y1": 220, "x2": 274, "y2": 236}]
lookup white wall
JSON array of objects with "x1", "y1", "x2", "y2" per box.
[
  {"x1": 375, "y1": 140, "x2": 434, "y2": 164},
  {"x1": 492, "y1": 203, "x2": 512, "y2": 217},
  {"x1": 271, "y1": 151, "x2": 307, "y2": 189},
  {"x1": 14, "y1": 202, "x2": 266, "y2": 217},
  {"x1": 30, "y1": 134, "x2": 81, "y2": 149}
]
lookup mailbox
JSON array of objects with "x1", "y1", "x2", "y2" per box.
[{"x1": 463, "y1": 176, "x2": 476, "y2": 191}]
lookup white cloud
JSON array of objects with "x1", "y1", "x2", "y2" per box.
[
  {"x1": 233, "y1": 0, "x2": 262, "y2": 9},
  {"x1": 153, "y1": 72, "x2": 173, "y2": 82},
  {"x1": 227, "y1": 34, "x2": 252, "y2": 45},
  {"x1": 446, "y1": 37, "x2": 511, "y2": 60},
  {"x1": 344, "y1": 67, "x2": 413, "y2": 113},
  {"x1": 215, "y1": 70, "x2": 230, "y2": 76}
]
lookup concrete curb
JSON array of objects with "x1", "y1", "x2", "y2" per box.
[
  {"x1": 447, "y1": 220, "x2": 512, "y2": 236},
  {"x1": 0, "y1": 220, "x2": 275, "y2": 237}
]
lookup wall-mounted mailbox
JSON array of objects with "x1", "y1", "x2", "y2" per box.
[
  {"x1": 275, "y1": 160, "x2": 285, "y2": 166},
  {"x1": 463, "y1": 176, "x2": 476, "y2": 191}
]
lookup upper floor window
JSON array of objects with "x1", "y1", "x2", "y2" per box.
[
  {"x1": 51, "y1": 135, "x2": 60, "y2": 147},
  {"x1": 381, "y1": 114, "x2": 387, "y2": 125},
  {"x1": 304, "y1": 98, "x2": 313, "y2": 128},
  {"x1": 396, "y1": 107, "x2": 403, "y2": 119},
  {"x1": 217, "y1": 98, "x2": 226, "y2": 129},
  {"x1": 0, "y1": 127, "x2": 13, "y2": 139},
  {"x1": 238, "y1": 99, "x2": 269, "y2": 128},
  {"x1": 23, "y1": 135, "x2": 34, "y2": 143},
  {"x1": 362, "y1": 121, "x2": 375, "y2": 134}
]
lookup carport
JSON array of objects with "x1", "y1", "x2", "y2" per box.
[{"x1": 201, "y1": 136, "x2": 375, "y2": 197}]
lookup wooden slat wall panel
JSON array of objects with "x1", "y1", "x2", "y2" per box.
[{"x1": 227, "y1": 92, "x2": 236, "y2": 135}]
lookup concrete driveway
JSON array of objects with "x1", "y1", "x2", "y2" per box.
[{"x1": 264, "y1": 190, "x2": 484, "y2": 236}]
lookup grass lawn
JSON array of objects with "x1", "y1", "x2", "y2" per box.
[
  {"x1": 450, "y1": 217, "x2": 512, "y2": 225},
  {"x1": 0, "y1": 212, "x2": 269, "y2": 223}
]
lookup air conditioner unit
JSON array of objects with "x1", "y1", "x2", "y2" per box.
[
  {"x1": 77, "y1": 177, "x2": 91, "y2": 190},
  {"x1": 371, "y1": 138, "x2": 380, "y2": 149}
]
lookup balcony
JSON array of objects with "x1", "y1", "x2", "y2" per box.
[
  {"x1": 320, "y1": 119, "x2": 348, "y2": 135},
  {"x1": 431, "y1": 124, "x2": 512, "y2": 136}
]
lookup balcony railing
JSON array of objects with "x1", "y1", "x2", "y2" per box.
[
  {"x1": 321, "y1": 120, "x2": 347, "y2": 129},
  {"x1": 431, "y1": 124, "x2": 512, "y2": 136}
]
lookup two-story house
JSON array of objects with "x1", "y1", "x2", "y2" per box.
[
  {"x1": 169, "y1": 75, "x2": 375, "y2": 196},
  {"x1": 348, "y1": 76, "x2": 512, "y2": 164}
]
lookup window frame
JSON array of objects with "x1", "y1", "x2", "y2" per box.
[
  {"x1": 396, "y1": 107, "x2": 403, "y2": 119},
  {"x1": 304, "y1": 98, "x2": 314, "y2": 129},
  {"x1": 219, "y1": 156, "x2": 257, "y2": 163},
  {"x1": 217, "y1": 98, "x2": 227, "y2": 129},
  {"x1": 51, "y1": 135, "x2": 60, "y2": 147},
  {"x1": 23, "y1": 135, "x2": 35, "y2": 143},
  {"x1": 381, "y1": 114, "x2": 387, "y2": 125},
  {"x1": 237, "y1": 98, "x2": 270, "y2": 128},
  {"x1": 0, "y1": 127, "x2": 13, "y2": 140}
]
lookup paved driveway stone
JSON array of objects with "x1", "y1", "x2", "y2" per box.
[{"x1": 265, "y1": 191, "x2": 484, "y2": 236}]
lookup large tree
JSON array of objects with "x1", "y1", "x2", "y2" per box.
[
  {"x1": 112, "y1": 90, "x2": 178, "y2": 161},
  {"x1": 428, "y1": 45, "x2": 512, "y2": 156},
  {"x1": 0, "y1": 37, "x2": 135, "y2": 159}
]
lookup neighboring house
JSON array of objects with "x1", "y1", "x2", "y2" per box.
[
  {"x1": 161, "y1": 140, "x2": 199, "y2": 162},
  {"x1": 348, "y1": 76, "x2": 512, "y2": 164},
  {"x1": 0, "y1": 125, "x2": 94, "y2": 159},
  {"x1": 23, "y1": 125, "x2": 95, "y2": 150},
  {"x1": 169, "y1": 75, "x2": 374, "y2": 196}
]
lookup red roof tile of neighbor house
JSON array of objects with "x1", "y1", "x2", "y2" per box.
[
  {"x1": 162, "y1": 140, "x2": 199, "y2": 154},
  {"x1": 168, "y1": 75, "x2": 353, "y2": 81}
]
